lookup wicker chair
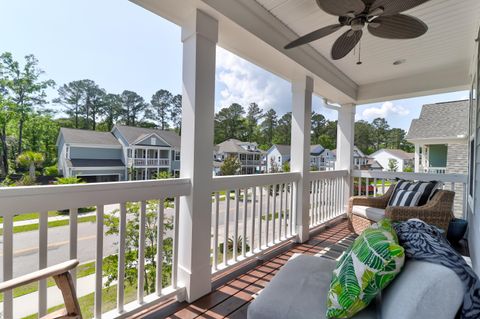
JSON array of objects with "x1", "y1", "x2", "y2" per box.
[{"x1": 347, "y1": 185, "x2": 455, "y2": 234}]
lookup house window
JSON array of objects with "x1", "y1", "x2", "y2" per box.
[
  {"x1": 175, "y1": 151, "x2": 180, "y2": 161},
  {"x1": 278, "y1": 156, "x2": 281, "y2": 162},
  {"x1": 127, "y1": 149, "x2": 132, "y2": 158},
  {"x1": 65, "y1": 146, "x2": 70, "y2": 159},
  {"x1": 151, "y1": 137, "x2": 156, "y2": 145},
  {"x1": 240, "y1": 154, "x2": 246, "y2": 160}
]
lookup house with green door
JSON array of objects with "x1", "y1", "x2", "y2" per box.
[{"x1": 406, "y1": 100, "x2": 468, "y2": 216}]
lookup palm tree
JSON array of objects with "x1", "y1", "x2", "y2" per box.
[{"x1": 16, "y1": 151, "x2": 44, "y2": 181}]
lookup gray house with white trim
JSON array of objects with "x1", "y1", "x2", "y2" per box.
[{"x1": 57, "y1": 125, "x2": 181, "y2": 182}]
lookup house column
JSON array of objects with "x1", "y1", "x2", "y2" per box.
[
  {"x1": 291, "y1": 75, "x2": 313, "y2": 243},
  {"x1": 337, "y1": 103, "x2": 356, "y2": 212},
  {"x1": 178, "y1": 9, "x2": 217, "y2": 302},
  {"x1": 414, "y1": 144, "x2": 420, "y2": 172}
]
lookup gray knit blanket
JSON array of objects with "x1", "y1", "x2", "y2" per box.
[{"x1": 394, "y1": 219, "x2": 480, "y2": 319}]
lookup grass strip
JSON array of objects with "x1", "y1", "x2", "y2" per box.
[{"x1": 0, "y1": 216, "x2": 96, "y2": 235}]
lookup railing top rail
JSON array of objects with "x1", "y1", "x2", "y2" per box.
[
  {"x1": 308, "y1": 170, "x2": 348, "y2": 181},
  {"x1": 0, "y1": 178, "x2": 191, "y2": 215},
  {"x1": 212, "y1": 172, "x2": 300, "y2": 191},
  {"x1": 352, "y1": 170, "x2": 467, "y2": 184}
]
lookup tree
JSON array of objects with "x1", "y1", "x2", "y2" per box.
[
  {"x1": 214, "y1": 103, "x2": 245, "y2": 143},
  {"x1": 261, "y1": 108, "x2": 278, "y2": 146},
  {"x1": 16, "y1": 151, "x2": 44, "y2": 181},
  {"x1": 23, "y1": 112, "x2": 59, "y2": 165},
  {"x1": 245, "y1": 103, "x2": 263, "y2": 141},
  {"x1": 355, "y1": 120, "x2": 374, "y2": 154},
  {"x1": 387, "y1": 158, "x2": 399, "y2": 172},
  {"x1": 170, "y1": 94, "x2": 182, "y2": 132},
  {"x1": 85, "y1": 82, "x2": 106, "y2": 131},
  {"x1": 103, "y1": 93, "x2": 122, "y2": 131},
  {"x1": 0, "y1": 84, "x2": 13, "y2": 176},
  {"x1": 0, "y1": 52, "x2": 54, "y2": 154},
  {"x1": 55, "y1": 176, "x2": 85, "y2": 184},
  {"x1": 220, "y1": 155, "x2": 241, "y2": 176},
  {"x1": 371, "y1": 118, "x2": 390, "y2": 151},
  {"x1": 273, "y1": 112, "x2": 291, "y2": 145},
  {"x1": 54, "y1": 81, "x2": 85, "y2": 128},
  {"x1": 311, "y1": 112, "x2": 327, "y2": 142},
  {"x1": 103, "y1": 201, "x2": 174, "y2": 292},
  {"x1": 120, "y1": 90, "x2": 147, "y2": 126},
  {"x1": 147, "y1": 89, "x2": 172, "y2": 130}
]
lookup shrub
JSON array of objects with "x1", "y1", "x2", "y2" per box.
[{"x1": 43, "y1": 165, "x2": 59, "y2": 176}]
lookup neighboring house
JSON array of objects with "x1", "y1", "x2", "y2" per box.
[
  {"x1": 406, "y1": 100, "x2": 468, "y2": 175},
  {"x1": 366, "y1": 158, "x2": 384, "y2": 171},
  {"x1": 406, "y1": 100, "x2": 468, "y2": 217},
  {"x1": 112, "y1": 125, "x2": 181, "y2": 180},
  {"x1": 332, "y1": 146, "x2": 369, "y2": 170},
  {"x1": 370, "y1": 149, "x2": 414, "y2": 172},
  {"x1": 266, "y1": 144, "x2": 335, "y2": 172},
  {"x1": 57, "y1": 125, "x2": 181, "y2": 181},
  {"x1": 214, "y1": 139, "x2": 264, "y2": 175},
  {"x1": 57, "y1": 128, "x2": 126, "y2": 182}
]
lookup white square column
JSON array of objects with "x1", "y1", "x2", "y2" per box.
[
  {"x1": 178, "y1": 9, "x2": 218, "y2": 302},
  {"x1": 414, "y1": 144, "x2": 420, "y2": 172},
  {"x1": 291, "y1": 76, "x2": 313, "y2": 243},
  {"x1": 337, "y1": 103, "x2": 356, "y2": 210}
]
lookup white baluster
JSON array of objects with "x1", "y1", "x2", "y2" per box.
[
  {"x1": 137, "y1": 201, "x2": 147, "y2": 303},
  {"x1": 117, "y1": 202, "x2": 127, "y2": 312},
  {"x1": 156, "y1": 198, "x2": 164, "y2": 295},
  {"x1": 69, "y1": 207, "x2": 78, "y2": 285},
  {"x1": 94, "y1": 205, "x2": 104, "y2": 318},
  {"x1": 38, "y1": 211, "x2": 48, "y2": 317},
  {"x1": 172, "y1": 197, "x2": 180, "y2": 288},
  {"x1": 213, "y1": 193, "x2": 220, "y2": 270}
]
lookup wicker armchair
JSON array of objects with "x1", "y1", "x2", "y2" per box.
[{"x1": 347, "y1": 185, "x2": 455, "y2": 234}]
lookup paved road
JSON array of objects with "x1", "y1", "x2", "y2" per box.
[{"x1": 0, "y1": 192, "x2": 291, "y2": 280}]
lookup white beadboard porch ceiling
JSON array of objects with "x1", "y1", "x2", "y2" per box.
[{"x1": 256, "y1": 0, "x2": 480, "y2": 86}]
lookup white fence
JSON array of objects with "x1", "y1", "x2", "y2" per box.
[{"x1": 0, "y1": 178, "x2": 190, "y2": 319}]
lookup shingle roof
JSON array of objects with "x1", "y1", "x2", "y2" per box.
[
  {"x1": 371, "y1": 149, "x2": 414, "y2": 160},
  {"x1": 216, "y1": 139, "x2": 264, "y2": 154},
  {"x1": 59, "y1": 128, "x2": 121, "y2": 146},
  {"x1": 406, "y1": 100, "x2": 468, "y2": 140},
  {"x1": 67, "y1": 159, "x2": 125, "y2": 167},
  {"x1": 114, "y1": 125, "x2": 181, "y2": 149},
  {"x1": 270, "y1": 144, "x2": 327, "y2": 156},
  {"x1": 272, "y1": 144, "x2": 291, "y2": 156}
]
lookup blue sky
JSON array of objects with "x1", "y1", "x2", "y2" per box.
[{"x1": 2, "y1": 0, "x2": 468, "y2": 131}]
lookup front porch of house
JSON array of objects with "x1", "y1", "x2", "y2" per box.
[{"x1": 0, "y1": 0, "x2": 479, "y2": 318}]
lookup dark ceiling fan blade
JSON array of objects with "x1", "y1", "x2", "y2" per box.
[
  {"x1": 284, "y1": 24, "x2": 343, "y2": 49},
  {"x1": 368, "y1": 14, "x2": 428, "y2": 39},
  {"x1": 370, "y1": 0, "x2": 430, "y2": 16},
  {"x1": 331, "y1": 30, "x2": 363, "y2": 60},
  {"x1": 316, "y1": 0, "x2": 365, "y2": 17}
]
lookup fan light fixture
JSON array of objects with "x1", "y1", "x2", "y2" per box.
[{"x1": 284, "y1": 0, "x2": 430, "y2": 62}]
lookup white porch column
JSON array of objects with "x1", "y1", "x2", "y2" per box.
[
  {"x1": 414, "y1": 144, "x2": 420, "y2": 172},
  {"x1": 291, "y1": 75, "x2": 313, "y2": 243},
  {"x1": 337, "y1": 103, "x2": 356, "y2": 210},
  {"x1": 178, "y1": 9, "x2": 217, "y2": 302}
]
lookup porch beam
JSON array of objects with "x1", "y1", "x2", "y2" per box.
[
  {"x1": 291, "y1": 75, "x2": 313, "y2": 243},
  {"x1": 336, "y1": 103, "x2": 356, "y2": 210},
  {"x1": 178, "y1": 9, "x2": 218, "y2": 302}
]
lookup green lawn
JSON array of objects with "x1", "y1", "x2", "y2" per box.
[
  {"x1": 0, "y1": 211, "x2": 59, "y2": 223},
  {"x1": 23, "y1": 282, "x2": 138, "y2": 319},
  {"x1": 0, "y1": 216, "x2": 96, "y2": 235},
  {"x1": 0, "y1": 261, "x2": 96, "y2": 302}
]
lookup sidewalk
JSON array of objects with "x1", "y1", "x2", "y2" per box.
[
  {"x1": 0, "y1": 204, "x2": 119, "y2": 229},
  {"x1": 0, "y1": 273, "x2": 113, "y2": 318}
]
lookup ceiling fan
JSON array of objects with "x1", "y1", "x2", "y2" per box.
[{"x1": 284, "y1": 0, "x2": 430, "y2": 60}]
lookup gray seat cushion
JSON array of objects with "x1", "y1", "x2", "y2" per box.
[
  {"x1": 381, "y1": 260, "x2": 464, "y2": 319},
  {"x1": 351, "y1": 205, "x2": 385, "y2": 222},
  {"x1": 247, "y1": 255, "x2": 377, "y2": 319}
]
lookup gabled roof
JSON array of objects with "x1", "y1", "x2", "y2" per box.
[
  {"x1": 332, "y1": 146, "x2": 366, "y2": 158},
  {"x1": 371, "y1": 149, "x2": 414, "y2": 160},
  {"x1": 269, "y1": 144, "x2": 329, "y2": 157},
  {"x1": 114, "y1": 125, "x2": 181, "y2": 148},
  {"x1": 406, "y1": 100, "x2": 468, "y2": 141},
  {"x1": 216, "y1": 139, "x2": 263, "y2": 154},
  {"x1": 58, "y1": 128, "x2": 121, "y2": 147}
]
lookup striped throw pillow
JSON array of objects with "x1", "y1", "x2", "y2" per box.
[
  {"x1": 388, "y1": 179, "x2": 438, "y2": 206},
  {"x1": 388, "y1": 189, "x2": 422, "y2": 207}
]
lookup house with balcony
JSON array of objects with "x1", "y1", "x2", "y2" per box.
[
  {"x1": 57, "y1": 125, "x2": 181, "y2": 181},
  {"x1": 214, "y1": 139, "x2": 265, "y2": 174},
  {"x1": 407, "y1": 100, "x2": 469, "y2": 175},
  {"x1": 266, "y1": 144, "x2": 335, "y2": 172},
  {"x1": 332, "y1": 146, "x2": 370, "y2": 169},
  {"x1": 3, "y1": 1, "x2": 480, "y2": 319},
  {"x1": 370, "y1": 149, "x2": 414, "y2": 172}
]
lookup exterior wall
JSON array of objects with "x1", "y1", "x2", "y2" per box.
[
  {"x1": 70, "y1": 147, "x2": 123, "y2": 160},
  {"x1": 371, "y1": 151, "x2": 404, "y2": 172},
  {"x1": 136, "y1": 135, "x2": 171, "y2": 147},
  {"x1": 57, "y1": 135, "x2": 66, "y2": 175},
  {"x1": 429, "y1": 144, "x2": 448, "y2": 167},
  {"x1": 446, "y1": 142, "x2": 468, "y2": 217},
  {"x1": 266, "y1": 148, "x2": 287, "y2": 172}
]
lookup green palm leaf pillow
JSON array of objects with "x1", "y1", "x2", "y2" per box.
[{"x1": 326, "y1": 219, "x2": 405, "y2": 318}]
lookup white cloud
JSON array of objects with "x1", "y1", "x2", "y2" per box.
[
  {"x1": 358, "y1": 101, "x2": 409, "y2": 121},
  {"x1": 215, "y1": 47, "x2": 291, "y2": 114}
]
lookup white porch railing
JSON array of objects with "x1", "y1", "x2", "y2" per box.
[
  {"x1": 423, "y1": 166, "x2": 447, "y2": 174},
  {"x1": 0, "y1": 179, "x2": 190, "y2": 319},
  {"x1": 130, "y1": 158, "x2": 170, "y2": 167},
  {"x1": 308, "y1": 170, "x2": 349, "y2": 228},
  {"x1": 352, "y1": 170, "x2": 468, "y2": 217},
  {"x1": 210, "y1": 172, "x2": 300, "y2": 274}
]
